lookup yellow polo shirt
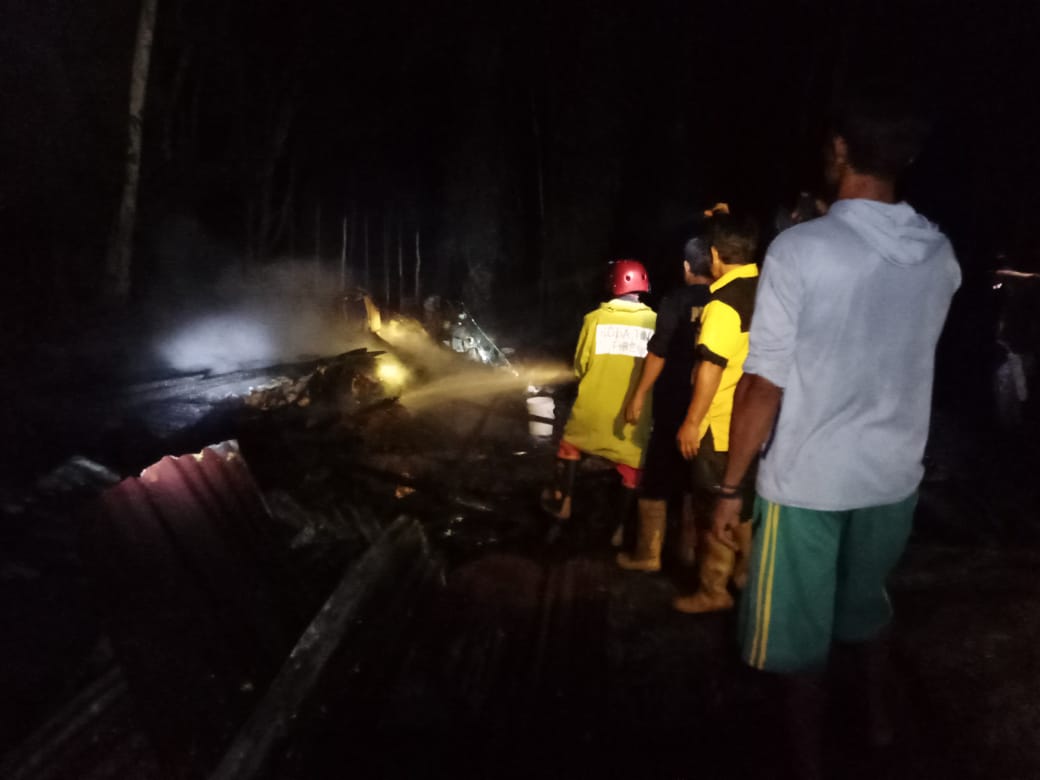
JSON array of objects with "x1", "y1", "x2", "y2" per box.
[{"x1": 696, "y1": 263, "x2": 759, "y2": 451}]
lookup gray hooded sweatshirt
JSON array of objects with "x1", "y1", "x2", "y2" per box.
[{"x1": 745, "y1": 199, "x2": 961, "y2": 510}]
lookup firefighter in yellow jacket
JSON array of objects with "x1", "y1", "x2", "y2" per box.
[{"x1": 541, "y1": 260, "x2": 656, "y2": 530}]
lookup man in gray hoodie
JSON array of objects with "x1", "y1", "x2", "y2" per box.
[{"x1": 709, "y1": 95, "x2": 961, "y2": 776}]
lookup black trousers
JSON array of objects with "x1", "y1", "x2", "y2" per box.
[
  {"x1": 690, "y1": 427, "x2": 757, "y2": 520},
  {"x1": 641, "y1": 398, "x2": 690, "y2": 501}
]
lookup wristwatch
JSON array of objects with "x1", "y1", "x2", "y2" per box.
[{"x1": 712, "y1": 484, "x2": 742, "y2": 499}]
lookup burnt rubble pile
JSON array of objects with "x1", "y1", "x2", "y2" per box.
[
  {"x1": 3, "y1": 321, "x2": 1040, "y2": 778},
  {"x1": 0, "y1": 339, "x2": 589, "y2": 778}
]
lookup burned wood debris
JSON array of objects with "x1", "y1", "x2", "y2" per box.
[
  {"x1": 0, "y1": 316, "x2": 585, "y2": 779},
  {"x1": 211, "y1": 516, "x2": 437, "y2": 780},
  {"x1": 4, "y1": 307, "x2": 1040, "y2": 779}
]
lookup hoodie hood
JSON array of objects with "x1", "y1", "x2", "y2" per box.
[
  {"x1": 603, "y1": 297, "x2": 651, "y2": 312},
  {"x1": 830, "y1": 199, "x2": 946, "y2": 266}
]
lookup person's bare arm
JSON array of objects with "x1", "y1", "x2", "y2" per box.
[
  {"x1": 676, "y1": 360, "x2": 723, "y2": 459},
  {"x1": 625, "y1": 352, "x2": 666, "y2": 424},
  {"x1": 711, "y1": 372, "x2": 783, "y2": 548},
  {"x1": 722, "y1": 373, "x2": 781, "y2": 487}
]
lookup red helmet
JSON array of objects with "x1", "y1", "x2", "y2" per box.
[{"x1": 608, "y1": 259, "x2": 650, "y2": 297}]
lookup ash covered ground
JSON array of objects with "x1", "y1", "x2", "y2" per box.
[{"x1": 0, "y1": 306, "x2": 1038, "y2": 780}]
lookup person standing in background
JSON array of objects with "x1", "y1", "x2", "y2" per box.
[
  {"x1": 674, "y1": 213, "x2": 761, "y2": 612},
  {"x1": 617, "y1": 232, "x2": 714, "y2": 571}
]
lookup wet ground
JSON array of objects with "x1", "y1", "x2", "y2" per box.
[{"x1": 1, "y1": 330, "x2": 1039, "y2": 779}]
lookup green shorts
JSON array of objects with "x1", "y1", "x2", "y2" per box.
[{"x1": 738, "y1": 492, "x2": 916, "y2": 673}]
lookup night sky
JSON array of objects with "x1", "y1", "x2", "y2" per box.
[{"x1": 3, "y1": 0, "x2": 1040, "y2": 343}]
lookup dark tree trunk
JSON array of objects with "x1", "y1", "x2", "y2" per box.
[{"x1": 104, "y1": 0, "x2": 159, "y2": 301}]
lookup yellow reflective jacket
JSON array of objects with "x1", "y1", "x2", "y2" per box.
[{"x1": 562, "y1": 299, "x2": 657, "y2": 468}]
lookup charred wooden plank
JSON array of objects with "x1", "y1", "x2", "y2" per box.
[
  {"x1": 334, "y1": 458, "x2": 498, "y2": 515},
  {"x1": 210, "y1": 515, "x2": 430, "y2": 780},
  {"x1": 0, "y1": 667, "x2": 160, "y2": 780},
  {"x1": 121, "y1": 349, "x2": 381, "y2": 405}
]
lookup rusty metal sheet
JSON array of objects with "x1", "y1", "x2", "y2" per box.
[{"x1": 87, "y1": 441, "x2": 298, "y2": 777}]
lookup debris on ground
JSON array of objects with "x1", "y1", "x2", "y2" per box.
[{"x1": 1, "y1": 307, "x2": 1040, "y2": 779}]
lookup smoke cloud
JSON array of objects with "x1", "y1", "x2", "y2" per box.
[{"x1": 155, "y1": 260, "x2": 369, "y2": 374}]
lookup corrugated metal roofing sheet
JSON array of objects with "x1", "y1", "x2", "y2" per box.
[{"x1": 89, "y1": 441, "x2": 299, "y2": 776}]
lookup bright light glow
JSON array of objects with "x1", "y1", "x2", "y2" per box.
[
  {"x1": 365, "y1": 297, "x2": 383, "y2": 333},
  {"x1": 376, "y1": 356, "x2": 409, "y2": 389},
  {"x1": 157, "y1": 302, "x2": 359, "y2": 374},
  {"x1": 159, "y1": 314, "x2": 276, "y2": 373}
]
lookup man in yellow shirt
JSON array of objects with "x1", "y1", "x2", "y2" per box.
[
  {"x1": 541, "y1": 260, "x2": 656, "y2": 530},
  {"x1": 675, "y1": 214, "x2": 760, "y2": 612}
]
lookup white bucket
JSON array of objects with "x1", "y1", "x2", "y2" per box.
[{"x1": 526, "y1": 396, "x2": 555, "y2": 437}]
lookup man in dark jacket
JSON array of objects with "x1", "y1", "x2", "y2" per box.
[{"x1": 617, "y1": 235, "x2": 713, "y2": 571}]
